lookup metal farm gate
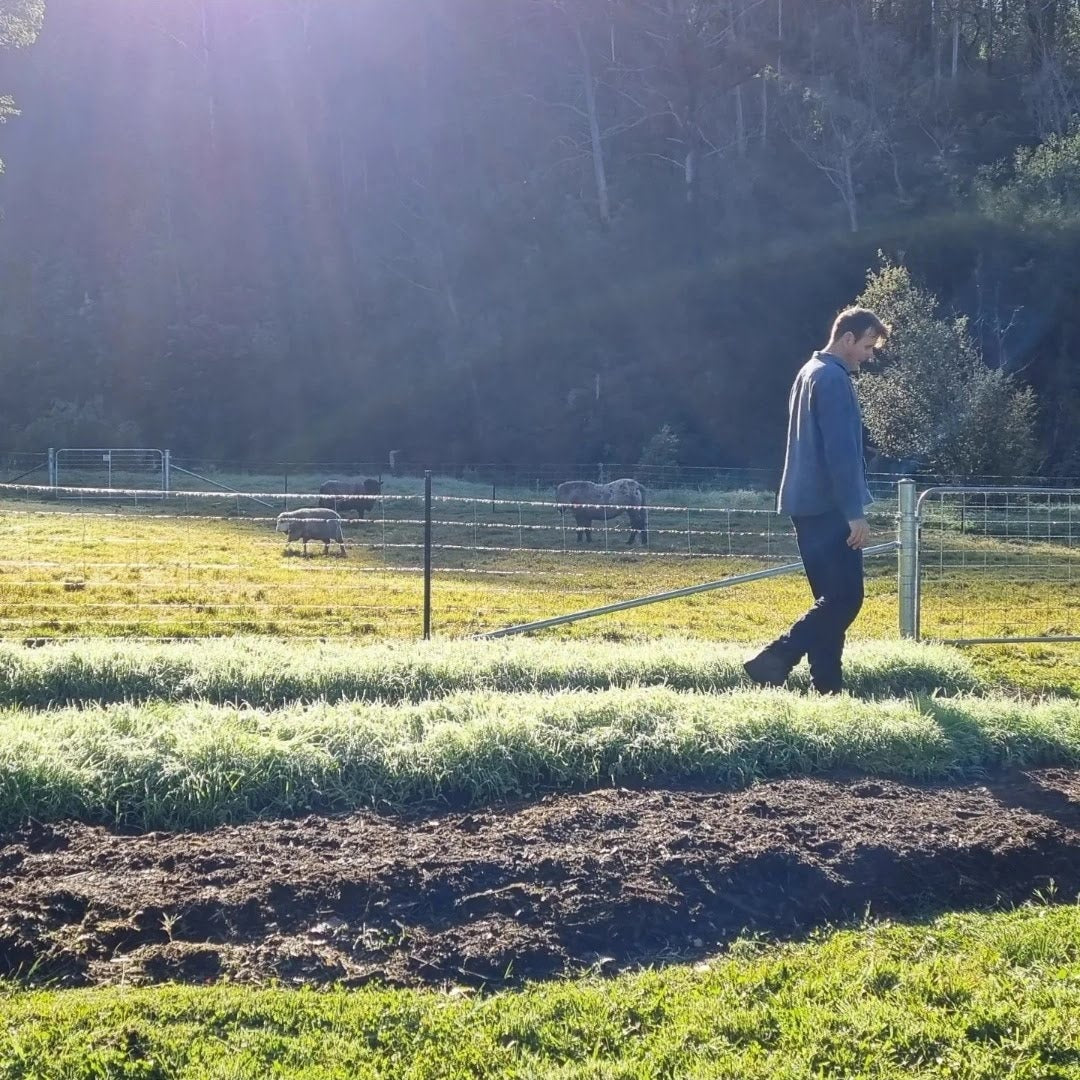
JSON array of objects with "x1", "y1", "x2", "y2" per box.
[
  {"x1": 482, "y1": 480, "x2": 1080, "y2": 647},
  {"x1": 911, "y1": 485, "x2": 1080, "y2": 644},
  {"x1": 50, "y1": 448, "x2": 170, "y2": 499}
]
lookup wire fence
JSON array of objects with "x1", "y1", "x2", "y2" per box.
[
  {"x1": 0, "y1": 480, "x2": 902, "y2": 556},
  {"x1": 0, "y1": 477, "x2": 898, "y2": 641},
  {"x1": 3, "y1": 462, "x2": 1080, "y2": 645},
  {"x1": 916, "y1": 487, "x2": 1080, "y2": 644},
  {"x1": 156, "y1": 455, "x2": 1080, "y2": 497},
  {"x1": 11, "y1": 449, "x2": 1080, "y2": 502}
]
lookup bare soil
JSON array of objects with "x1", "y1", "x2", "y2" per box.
[{"x1": 3, "y1": 769, "x2": 1080, "y2": 989}]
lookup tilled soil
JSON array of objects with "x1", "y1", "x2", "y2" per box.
[{"x1": 2, "y1": 769, "x2": 1080, "y2": 989}]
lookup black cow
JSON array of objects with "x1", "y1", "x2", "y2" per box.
[{"x1": 318, "y1": 477, "x2": 382, "y2": 518}]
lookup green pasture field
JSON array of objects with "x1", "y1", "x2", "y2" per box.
[
  {"x1": 971, "y1": 645, "x2": 1080, "y2": 698},
  {"x1": 3, "y1": 473, "x2": 1080, "y2": 1077},
  {"x1": 3, "y1": 903, "x2": 1079, "y2": 1078},
  {"x1": 1, "y1": 486, "x2": 1077, "y2": 644},
  {"x1": 0, "y1": 490, "x2": 878, "y2": 640}
]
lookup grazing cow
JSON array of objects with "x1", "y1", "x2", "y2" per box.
[
  {"x1": 276, "y1": 507, "x2": 347, "y2": 556},
  {"x1": 555, "y1": 478, "x2": 648, "y2": 545},
  {"x1": 318, "y1": 477, "x2": 382, "y2": 518}
]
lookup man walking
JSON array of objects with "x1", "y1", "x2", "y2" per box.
[{"x1": 743, "y1": 307, "x2": 889, "y2": 693}]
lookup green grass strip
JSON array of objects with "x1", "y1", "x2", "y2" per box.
[
  {"x1": 2, "y1": 903, "x2": 1080, "y2": 1077},
  {"x1": 2, "y1": 687, "x2": 1079, "y2": 830},
  {"x1": 0, "y1": 637, "x2": 979, "y2": 708}
]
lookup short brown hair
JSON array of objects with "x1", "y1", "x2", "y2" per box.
[{"x1": 831, "y1": 307, "x2": 890, "y2": 344}]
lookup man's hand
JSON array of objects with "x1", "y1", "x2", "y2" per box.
[{"x1": 847, "y1": 517, "x2": 870, "y2": 550}]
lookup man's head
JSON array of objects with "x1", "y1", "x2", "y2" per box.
[{"x1": 826, "y1": 307, "x2": 889, "y2": 372}]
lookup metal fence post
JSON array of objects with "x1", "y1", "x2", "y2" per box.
[
  {"x1": 163, "y1": 449, "x2": 171, "y2": 495},
  {"x1": 898, "y1": 479, "x2": 919, "y2": 639},
  {"x1": 48, "y1": 447, "x2": 56, "y2": 492},
  {"x1": 423, "y1": 470, "x2": 432, "y2": 640}
]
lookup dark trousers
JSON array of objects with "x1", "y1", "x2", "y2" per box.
[{"x1": 771, "y1": 510, "x2": 864, "y2": 692}]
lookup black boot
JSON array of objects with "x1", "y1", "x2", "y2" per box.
[{"x1": 742, "y1": 645, "x2": 795, "y2": 688}]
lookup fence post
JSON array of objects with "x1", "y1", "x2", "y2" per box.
[
  {"x1": 898, "y1": 479, "x2": 918, "y2": 639},
  {"x1": 48, "y1": 447, "x2": 56, "y2": 492},
  {"x1": 163, "y1": 449, "x2": 171, "y2": 495},
  {"x1": 423, "y1": 470, "x2": 432, "y2": 640}
]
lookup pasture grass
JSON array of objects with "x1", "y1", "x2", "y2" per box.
[
  {"x1": 0, "y1": 483, "x2": 1077, "y2": 1072},
  {"x1": 0, "y1": 495, "x2": 1073, "y2": 643},
  {"x1": 3, "y1": 481, "x2": 1080, "y2": 1073},
  {"x1": 4, "y1": 686, "x2": 1080, "y2": 829},
  {"x1": 3, "y1": 902, "x2": 1080, "y2": 1077},
  {"x1": 0, "y1": 495, "x2": 885, "y2": 639},
  {"x1": 971, "y1": 645, "x2": 1080, "y2": 698},
  {"x1": 0, "y1": 637, "x2": 979, "y2": 708}
]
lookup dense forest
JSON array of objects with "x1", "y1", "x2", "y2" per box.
[{"x1": 1, "y1": 0, "x2": 1079, "y2": 473}]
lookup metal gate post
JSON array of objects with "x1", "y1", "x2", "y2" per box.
[
  {"x1": 898, "y1": 479, "x2": 919, "y2": 639},
  {"x1": 423, "y1": 470, "x2": 432, "y2": 640},
  {"x1": 47, "y1": 447, "x2": 56, "y2": 492},
  {"x1": 163, "y1": 449, "x2": 171, "y2": 495}
]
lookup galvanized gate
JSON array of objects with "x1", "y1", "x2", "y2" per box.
[
  {"x1": 910, "y1": 485, "x2": 1080, "y2": 644},
  {"x1": 51, "y1": 447, "x2": 170, "y2": 499}
]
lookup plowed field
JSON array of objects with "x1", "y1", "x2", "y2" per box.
[{"x1": 3, "y1": 768, "x2": 1078, "y2": 989}]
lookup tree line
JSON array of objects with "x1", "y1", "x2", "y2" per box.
[{"x1": 0, "y1": 0, "x2": 1077, "y2": 475}]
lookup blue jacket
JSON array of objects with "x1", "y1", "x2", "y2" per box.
[{"x1": 777, "y1": 351, "x2": 872, "y2": 521}]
